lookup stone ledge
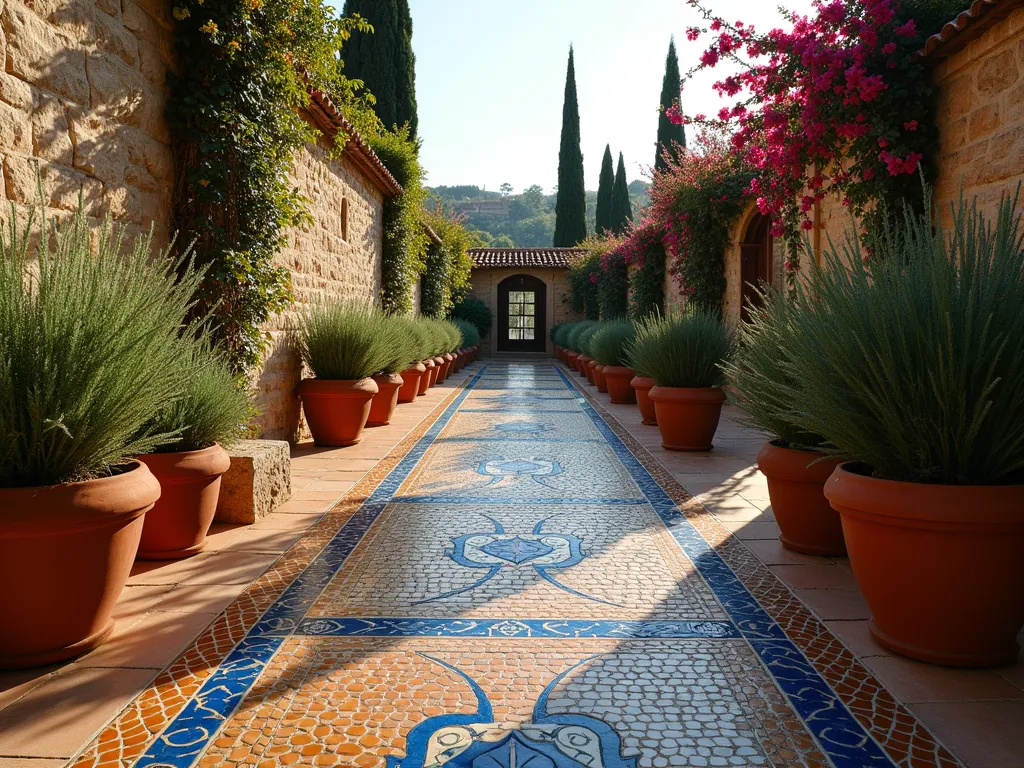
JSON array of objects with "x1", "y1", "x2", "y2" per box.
[{"x1": 215, "y1": 440, "x2": 292, "y2": 525}]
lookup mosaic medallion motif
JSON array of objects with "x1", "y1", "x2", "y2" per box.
[{"x1": 477, "y1": 457, "x2": 563, "y2": 487}]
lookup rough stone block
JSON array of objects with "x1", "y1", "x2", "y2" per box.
[
  {"x1": 215, "y1": 440, "x2": 292, "y2": 525},
  {"x1": 0, "y1": 101, "x2": 33, "y2": 154},
  {"x1": 30, "y1": 89, "x2": 74, "y2": 163},
  {"x1": 1, "y1": 3, "x2": 89, "y2": 104}
]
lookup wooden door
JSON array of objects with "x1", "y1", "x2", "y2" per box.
[
  {"x1": 497, "y1": 275, "x2": 547, "y2": 353},
  {"x1": 740, "y1": 214, "x2": 773, "y2": 323}
]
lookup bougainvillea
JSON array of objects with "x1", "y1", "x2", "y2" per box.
[
  {"x1": 567, "y1": 242, "x2": 605, "y2": 320},
  {"x1": 673, "y1": 0, "x2": 939, "y2": 275},
  {"x1": 616, "y1": 220, "x2": 666, "y2": 320}
]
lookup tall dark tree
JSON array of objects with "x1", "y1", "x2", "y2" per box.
[
  {"x1": 595, "y1": 145, "x2": 615, "y2": 235},
  {"x1": 342, "y1": 0, "x2": 418, "y2": 137},
  {"x1": 610, "y1": 152, "x2": 632, "y2": 234},
  {"x1": 553, "y1": 47, "x2": 587, "y2": 247},
  {"x1": 655, "y1": 38, "x2": 685, "y2": 171}
]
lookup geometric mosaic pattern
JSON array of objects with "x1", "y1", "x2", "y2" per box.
[{"x1": 69, "y1": 363, "x2": 963, "y2": 768}]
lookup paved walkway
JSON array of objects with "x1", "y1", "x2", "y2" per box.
[{"x1": 1, "y1": 361, "x2": 1022, "y2": 767}]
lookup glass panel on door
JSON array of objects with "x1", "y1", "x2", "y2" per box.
[{"x1": 508, "y1": 290, "x2": 536, "y2": 342}]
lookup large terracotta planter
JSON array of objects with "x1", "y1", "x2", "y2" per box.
[
  {"x1": 603, "y1": 366, "x2": 638, "y2": 405},
  {"x1": 649, "y1": 386, "x2": 725, "y2": 451},
  {"x1": 593, "y1": 364, "x2": 608, "y2": 393},
  {"x1": 585, "y1": 359, "x2": 598, "y2": 386},
  {"x1": 0, "y1": 461, "x2": 159, "y2": 668},
  {"x1": 398, "y1": 363, "x2": 426, "y2": 404},
  {"x1": 137, "y1": 444, "x2": 231, "y2": 560},
  {"x1": 577, "y1": 355, "x2": 593, "y2": 378},
  {"x1": 298, "y1": 378, "x2": 378, "y2": 446},
  {"x1": 757, "y1": 441, "x2": 845, "y2": 556},
  {"x1": 631, "y1": 376, "x2": 657, "y2": 425},
  {"x1": 418, "y1": 360, "x2": 436, "y2": 395},
  {"x1": 367, "y1": 373, "x2": 404, "y2": 427},
  {"x1": 825, "y1": 464, "x2": 1024, "y2": 667}
]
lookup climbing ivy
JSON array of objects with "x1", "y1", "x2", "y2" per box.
[
  {"x1": 567, "y1": 250, "x2": 601, "y2": 321},
  {"x1": 597, "y1": 250, "x2": 629, "y2": 319},
  {"x1": 419, "y1": 204, "x2": 475, "y2": 318},
  {"x1": 628, "y1": 237, "x2": 665, "y2": 321}
]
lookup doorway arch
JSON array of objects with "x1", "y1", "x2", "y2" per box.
[
  {"x1": 740, "y1": 213, "x2": 773, "y2": 323},
  {"x1": 497, "y1": 274, "x2": 547, "y2": 353}
]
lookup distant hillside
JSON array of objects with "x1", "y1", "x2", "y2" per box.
[{"x1": 428, "y1": 181, "x2": 650, "y2": 248}]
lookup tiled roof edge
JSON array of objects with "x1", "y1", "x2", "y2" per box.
[{"x1": 921, "y1": 0, "x2": 1024, "y2": 60}]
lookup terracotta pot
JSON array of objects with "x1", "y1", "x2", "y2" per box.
[
  {"x1": 418, "y1": 360, "x2": 436, "y2": 395},
  {"x1": 603, "y1": 366, "x2": 638, "y2": 405},
  {"x1": 649, "y1": 386, "x2": 725, "y2": 451},
  {"x1": 0, "y1": 461, "x2": 159, "y2": 668},
  {"x1": 577, "y1": 355, "x2": 593, "y2": 378},
  {"x1": 631, "y1": 376, "x2": 657, "y2": 425},
  {"x1": 455, "y1": 350, "x2": 466, "y2": 372},
  {"x1": 442, "y1": 352, "x2": 456, "y2": 381},
  {"x1": 430, "y1": 356, "x2": 445, "y2": 387},
  {"x1": 757, "y1": 441, "x2": 845, "y2": 556},
  {"x1": 367, "y1": 373, "x2": 404, "y2": 427},
  {"x1": 566, "y1": 351, "x2": 579, "y2": 371},
  {"x1": 585, "y1": 359, "x2": 598, "y2": 385},
  {"x1": 137, "y1": 444, "x2": 231, "y2": 560},
  {"x1": 825, "y1": 463, "x2": 1024, "y2": 667},
  {"x1": 471, "y1": 345, "x2": 479, "y2": 361},
  {"x1": 298, "y1": 378, "x2": 378, "y2": 446},
  {"x1": 593, "y1": 364, "x2": 608, "y2": 393},
  {"x1": 398, "y1": 363, "x2": 426, "y2": 404}
]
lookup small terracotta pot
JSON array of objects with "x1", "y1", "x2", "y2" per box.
[
  {"x1": 137, "y1": 443, "x2": 231, "y2": 560},
  {"x1": 649, "y1": 386, "x2": 725, "y2": 451},
  {"x1": 418, "y1": 360, "x2": 436, "y2": 395},
  {"x1": 298, "y1": 378, "x2": 378, "y2": 446},
  {"x1": 566, "y1": 351, "x2": 579, "y2": 371},
  {"x1": 367, "y1": 373, "x2": 404, "y2": 427},
  {"x1": 471, "y1": 345, "x2": 479, "y2": 361},
  {"x1": 593, "y1": 364, "x2": 608, "y2": 393},
  {"x1": 603, "y1": 366, "x2": 638, "y2": 404},
  {"x1": 757, "y1": 441, "x2": 845, "y2": 556},
  {"x1": 430, "y1": 356, "x2": 445, "y2": 387},
  {"x1": 577, "y1": 355, "x2": 593, "y2": 378},
  {"x1": 0, "y1": 461, "x2": 159, "y2": 668},
  {"x1": 455, "y1": 350, "x2": 466, "y2": 372},
  {"x1": 398, "y1": 363, "x2": 426, "y2": 404},
  {"x1": 631, "y1": 376, "x2": 657, "y2": 425},
  {"x1": 826, "y1": 464, "x2": 1024, "y2": 667},
  {"x1": 585, "y1": 359, "x2": 598, "y2": 385},
  {"x1": 442, "y1": 352, "x2": 456, "y2": 381}
]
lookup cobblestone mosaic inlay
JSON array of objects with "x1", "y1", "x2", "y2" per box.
[{"x1": 70, "y1": 362, "x2": 964, "y2": 768}]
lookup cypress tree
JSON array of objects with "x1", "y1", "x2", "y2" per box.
[
  {"x1": 553, "y1": 47, "x2": 587, "y2": 247},
  {"x1": 342, "y1": 0, "x2": 418, "y2": 137},
  {"x1": 595, "y1": 145, "x2": 615, "y2": 235},
  {"x1": 610, "y1": 152, "x2": 632, "y2": 234},
  {"x1": 655, "y1": 38, "x2": 686, "y2": 171}
]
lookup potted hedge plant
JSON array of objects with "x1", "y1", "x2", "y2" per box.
[
  {"x1": 455, "y1": 319, "x2": 481, "y2": 373},
  {"x1": 0, "y1": 203, "x2": 203, "y2": 668},
  {"x1": 135, "y1": 337, "x2": 249, "y2": 559},
  {"x1": 396, "y1": 318, "x2": 430, "y2": 403},
  {"x1": 575, "y1": 322, "x2": 602, "y2": 383},
  {"x1": 631, "y1": 371, "x2": 658, "y2": 426},
  {"x1": 367, "y1": 315, "x2": 415, "y2": 427},
  {"x1": 567, "y1": 322, "x2": 595, "y2": 376},
  {"x1": 785, "y1": 192, "x2": 1024, "y2": 667},
  {"x1": 627, "y1": 309, "x2": 732, "y2": 451},
  {"x1": 722, "y1": 289, "x2": 844, "y2": 556},
  {"x1": 590, "y1": 320, "x2": 636, "y2": 404},
  {"x1": 295, "y1": 303, "x2": 395, "y2": 446}
]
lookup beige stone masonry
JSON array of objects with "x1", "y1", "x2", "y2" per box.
[{"x1": 215, "y1": 440, "x2": 293, "y2": 525}]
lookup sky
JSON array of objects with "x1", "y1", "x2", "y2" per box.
[{"x1": 404, "y1": 0, "x2": 816, "y2": 194}]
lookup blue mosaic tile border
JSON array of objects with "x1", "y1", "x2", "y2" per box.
[
  {"x1": 391, "y1": 495, "x2": 648, "y2": 505},
  {"x1": 554, "y1": 367, "x2": 895, "y2": 768},
  {"x1": 293, "y1": 617, "x2": 740, "y2": 639}
]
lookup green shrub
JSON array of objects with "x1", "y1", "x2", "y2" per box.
[
  {"x1": 0, "y1": 203, "x2": 205, "y2": 488},
  {"x1": 552, "y1": 322, "x2": 578, "y2": 348},
  {"x1": 566, "y1": 321, "x2": 598, "y2": 352},
  {"x1": 454, "y1": 318, "x2": 480, "y2": 349},
  {"x1": 589, "y1": 320, "x2": 635, "y2": 367},
  {"x1": 392, "y1": 316, "x2": 433, "y2": 364},
  {"x1": 144, "y1": 336, "x2": 251, "y2": 453},
  {"x1": 597, "y1": 252, "x2": 630, "y2": 320},
  {"x1": 783, "y1": 191, "x2": 1024, "y2": 485},
  {"x1": 295, "y1": 302, "x2": 398, "y2": 380},
  {"x1": 452, "y1": 296, "x2": 493, "y2": 338},
  {"x1": 578, "y1": 322, "x2": 604, "y2": 357},
  {"x1": 721, "y1": 288, "x2": 825, "y2": 450},
  {"x1": 626, "y1": 309, "x2": 731, "y2": 388},
  {"x1": 377, "y1": 316, "x2": 420, "y2": 375}
]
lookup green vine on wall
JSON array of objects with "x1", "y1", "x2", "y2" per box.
[
  {"x1": 597, "y1": 250, "x2": 629, "y2": 319},
  {"x1": 169, "y1": 0, "x2": 378, "y2": 372},
  {"x1": 567, "y1": 249, "x2": 601, "y2": 321},
  {"x1": 419, "y1": 203, "x2": 475, "y2": 318},
  {"x1": 628, "y1": 237, "x2": 665, "y2": 320}
]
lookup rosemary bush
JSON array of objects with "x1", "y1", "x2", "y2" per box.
[
  {"x1": 626, "y1": 309, "x2": 731, "y2": 388},
  {"x1": 566, "y1": 321, "x2": 598, "y2": 353},
  {"x1": 454, "y1": 319, "x2": 480, "y2": 349},
  {"x1": 589, "y1": 320, "x2": 635, "y2": 367},
  {"x1": 578, "y1": 322, "x2": 605, "y2": 358},
  {"x1": 377, "y1": 316, "x2": 420, "y2": 375},
  {"x1": 552, "y1": 322, "x2": 578, "y2": 348},
  {"x1": 295, "y1": 302, "x2": 398, "y2": 381},
  {"x1": 785, "y1": 191, "x2": 1024, "y2": 485},
  {"x1": 0, "y1": 204, "x2": 204, "y2": 487},
  {"x1": 722, "y1": 288, "x2": 826, "y2": 450}
]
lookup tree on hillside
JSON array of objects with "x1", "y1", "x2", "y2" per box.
[
  {"x1": 610, "y1": 152, "x2": 632, "y2": 234},
  {"x1": 595, "y1": 145, "x2": 615, "y2": 234},
  {"x1": 655, "y1": 38, "x2": 685, "y2": 171},
  {"x1": 553, "y1": 47, "x2": 587, "y2": 247},
  {"x1": 342, "y1": 0, "x2": 418, "y2": 137}
]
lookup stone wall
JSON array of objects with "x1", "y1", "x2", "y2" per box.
[
  {"x1": 932, "y1": 6, "x2": 1024, "y2": 227},
  {"x1": 251, "y1": 134, "x2": 385, "y2": 441},
  {"x1": 467, "y1": 267, "x2": 573, "y2": 355},
  {"x1": 0, "y1": 0, "x2": 176, "y2": 246}
]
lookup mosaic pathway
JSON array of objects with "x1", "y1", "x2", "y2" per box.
[{"x1": 71, "y1": 363, "x2": 965, "y2": 768}]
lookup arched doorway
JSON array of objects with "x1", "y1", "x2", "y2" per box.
[
  {"x1": 740, "y1": 213, "x2": 773, "y2": 323},
  {"x1": 497, "y1": 274, "x2": 547, "y2": 353}
]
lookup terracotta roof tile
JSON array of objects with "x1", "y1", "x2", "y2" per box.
[
  {"x1": 921, "y1": 0, "x2": 1024, "y2": 60},
  {"x1": 305, "y1": 90, "x2": 404, "y2": 197},
  {"x1": 469, "y1": 248, "x2": 585, "y2": 269}
]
